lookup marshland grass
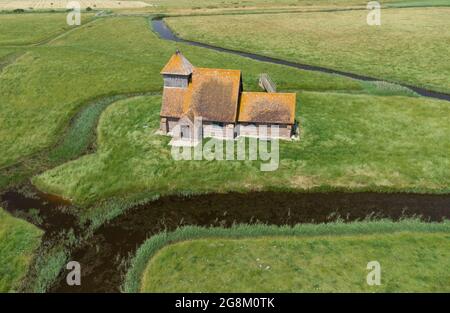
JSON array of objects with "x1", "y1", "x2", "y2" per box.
[
  {"x1": 2, "y1": 13, "x2": 449, "y2": 220},
  {"x1": 0, "y1": 13, "x2": 94, "y2": 46},
  {"x1": 0, "y1": 48, "x2": 17, "y2": 60},
  {"x1": 145, "y1": 0, "x2": 450, "y2": 11},
  {"x1": 165, "y1": 7, "x2": 450, "y2": 93},
  {"x1": 0, "y1": 15, "x2": 367, "y2": 169},
  {"x1": 33, "y1": 92, "x2": 450, "y2": 210},
  {"x1": 123, "y1": 220, "x2": 450, "y2": 292},
  {"x1": 0, "y1": 94, "x2": 145, "y2": 190},
  {"x1": 1, "y1": 8, "x2": 450, "y2": 293},
  {"x1": 0, "y1": 207, "x2": 43, "y2": 292}
]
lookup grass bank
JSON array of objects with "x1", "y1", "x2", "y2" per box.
[
  {"x1": 33, "y1": 91, "x2": 450, "y2": 211},
  {"x1": 0, "y1": 207, "x2": 43, "y2": 292},
  {"x1": 124, "y1": 220, "x2": 450, "y2": 292},
  {"x1": 0, "y1": 14, "x2": 366, "y2": 169},
  {"x1": 1, "y1": 13, "x2": 448, "y2": 228},
  {"x1": 0, "y1": 93, "x2": 157, "y2": 190}
]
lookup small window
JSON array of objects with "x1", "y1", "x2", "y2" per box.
[{"x1": 180, "y1": 125, "x2": 190, "y2": 139}]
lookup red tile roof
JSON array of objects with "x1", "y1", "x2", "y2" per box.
[
  {"x1": 188, "y1": 67, "x2": 241, "y2": 123},
  {"x1": 160, "y1": 52, "x2": 296, "y2": 125},
  {"x1": 160, "y1": 87, "x2": 187, "y2": 118},
  {"x1": 160, "y1": 66, "x2": 241, "y2": 123},
  {"x1": 238, "y1": 92, "x2": 296, "y2": 124}
]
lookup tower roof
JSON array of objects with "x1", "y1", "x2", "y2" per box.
[{"x1": 160, "y1": 50, "x2": 194, "y2": 75}]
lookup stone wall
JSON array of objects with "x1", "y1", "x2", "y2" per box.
[
  {"x1": 160, "y1": 117, "x2": 180, "y2": 134},
  {"x1": 202, "y1": 122, "x2": 235, "y2": 139},
  {"x1": 237, "y1": 123, "x2": 292, "y2": 139},
  {"x1": 161, "y1": 118, "x2": 293, "y2": 140}
]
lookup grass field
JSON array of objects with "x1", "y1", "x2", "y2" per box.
[
  {"x1": 0, "y1": 48, "x2": 18, "y2": 58},
  {"x1": 33, "y1": 91, "x2": 450, "y2": 207},
  {"x1": 0, "y1": 0, "x2": 149, "y2": 10},
  {"x1": 142, "y1": 0, "x2": 450, "y2": 10},
  {"x1": 122, "y1": 221, "x2": 450, "y2": 292},
  {"x1": 0, "y1": 13, "x2": 93, "y2": 46},
  {"x1": 0, "y1": 13, "x2": 448, "y2": 217},
  {"x1": 0, "y1": 14, "x2": 367, "y2": 169},
  {"x1": 0, "y1": 49, "x2": 20, "y2": 70},
  {"x1": 1, "y1": 6, "x2": 450, "y2": 294},
  {"x1": 387, "y1": 0, "x2": 450, "y2": 7},
  {"x1": 0, "y1": 16, "x2": 162, "y2": 168},
  {"x1": 165, "y1": 7, "x2": 450, "y2": 93},
  {"x1": 0, "y1": 207, "x2": 43, "y2": 292}
]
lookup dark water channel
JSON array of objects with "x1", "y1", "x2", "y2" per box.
[{"x1": 2, "y1": 188, "x2": 449, "y2": 292}]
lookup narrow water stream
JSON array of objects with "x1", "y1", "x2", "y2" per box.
[{"x1": 1, "y1": 188, "x2": 75, "y2": 237}]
